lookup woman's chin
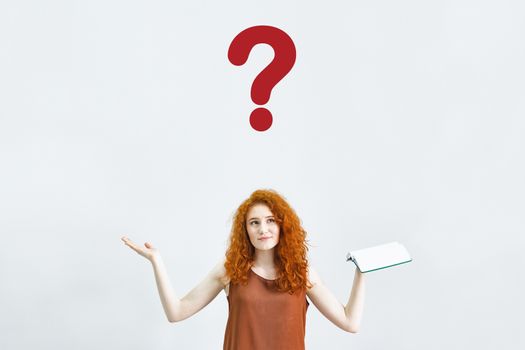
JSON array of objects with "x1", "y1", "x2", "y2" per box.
[{"x1": 254, "y1": 242, "x2": 278, "y2": 251}]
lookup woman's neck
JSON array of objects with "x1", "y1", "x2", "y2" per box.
[{"x1": 253, "y1": 248, "x2": 276, "y2": 269}]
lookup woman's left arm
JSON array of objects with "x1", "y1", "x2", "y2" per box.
[{"x1": 306, "y1": 267, "x2": 365, "y2": 333}]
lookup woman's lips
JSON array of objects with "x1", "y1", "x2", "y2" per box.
[{"x1": 258, "y1": 237, "x2": 272, "y2": 240}]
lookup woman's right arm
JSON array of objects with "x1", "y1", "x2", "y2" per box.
[{"x1": 121, "y1": 236, "x2": 228, "y2": 323}]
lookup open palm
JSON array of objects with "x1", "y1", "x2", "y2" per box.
[{"x1": 121, "y1": 236, "x2": 159, "y2": 261}]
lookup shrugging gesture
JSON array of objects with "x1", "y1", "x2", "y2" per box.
[
  {"x1": 121, "y1": 189, "x2": 366, "y2": 350},
  {"x1": 121, "y1": 236, "x2": 227, "y2": 323}
]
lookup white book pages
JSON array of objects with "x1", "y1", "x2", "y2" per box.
[{"x1": 346, "y1": 242, "x2": 412, "y2": 273}]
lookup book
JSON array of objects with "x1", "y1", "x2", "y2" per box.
[{"x1": 346, "y1": 242, "x2": 412, "y2": 273}]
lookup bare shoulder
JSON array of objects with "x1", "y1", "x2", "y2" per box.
[
  {"x1": 210, "y1": 259, "x2": 230, "y2": 286},
  {"x1": 307, "y1": 265, "x2": 323, "y2": 288}
]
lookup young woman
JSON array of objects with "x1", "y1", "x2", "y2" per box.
[{"x1": 121, "y1": 189, "x2": 365, "y2": 349}]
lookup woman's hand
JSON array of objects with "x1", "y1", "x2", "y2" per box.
[{"x1": 121, "y1": 236, "x2": 160, "y2": 262}]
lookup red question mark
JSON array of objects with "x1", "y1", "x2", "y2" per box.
[{"x1": 228, "y1": 25, "x2": 296, "y2": 132}]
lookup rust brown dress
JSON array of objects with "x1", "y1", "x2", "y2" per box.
[{"x1": 223, "y1": 269, "x2": 309, "y2": 350}]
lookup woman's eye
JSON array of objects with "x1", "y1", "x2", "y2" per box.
[
  {"x1": 250, "y1": 221, "x2": 259, "y2": 226},
  {"x1": 268, "y1": 218, "x2": 275, "y2": 223}
]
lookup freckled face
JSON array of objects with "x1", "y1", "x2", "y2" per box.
[{"x1": 245, "y1": 203, "x2": 280, "y2": 251}]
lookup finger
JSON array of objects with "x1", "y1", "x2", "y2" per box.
[
  {"x1": 124, "y1": 240, "x2": 142, "y2": 253},
  {"x1": 122, "y1": 237, "x2": 136, "y2": 246},
  {"x1": 144, "y1": 242, "x2": 153, "y2": 249},
  {"x1": 129, "y1": 246, "x2": 145, "y2": 256},
  {"x1": 121, "y1": 236, "x2": 132, "y2": 243}
]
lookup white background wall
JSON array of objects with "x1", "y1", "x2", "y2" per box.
[{"x1": 1, "y1": 1, "x2": 524, "y2": 349}]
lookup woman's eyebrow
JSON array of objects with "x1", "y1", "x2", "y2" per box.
[{"x1": 247, "y1": 215, "x2": 274, "y2": 221}]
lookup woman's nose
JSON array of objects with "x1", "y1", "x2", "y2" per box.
[{"x1": 259, "y1": 224, "x2": 269, "y2": 234}]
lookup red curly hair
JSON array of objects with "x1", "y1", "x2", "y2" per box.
[{"x1": 224, "y1": 189, "x2": 311, "y2": 293}]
